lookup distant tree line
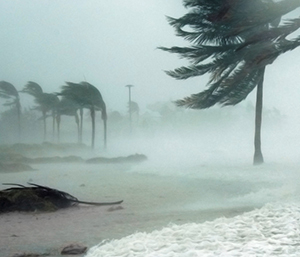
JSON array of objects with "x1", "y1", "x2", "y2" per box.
[{"x1": 0, "y1": 81, "x2": 107, "y2": 149}]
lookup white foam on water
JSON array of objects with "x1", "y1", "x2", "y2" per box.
[{"x1": 85, "y1": 202, "x2": 300, "y2": 257}]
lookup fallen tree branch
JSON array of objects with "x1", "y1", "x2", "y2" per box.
[{"x1": 0, "y1": 183, "x2": 123, "y2": 213}]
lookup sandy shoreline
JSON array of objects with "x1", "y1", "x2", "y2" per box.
[{"x1": 0, "y1": 163, "x2": 258, "y2": 257}]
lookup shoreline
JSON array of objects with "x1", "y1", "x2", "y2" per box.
[
  {"x1": 0, "y1": 164, "x2": 259, "y2": 257},
  {"x1": 1, "y1": 203, "x2": 255, "y2": 257}
]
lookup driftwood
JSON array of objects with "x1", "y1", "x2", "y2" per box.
[
  {"x1": 0, "y1": 183, "x2": 123, "y2": 213},
  {"x1": 61, "y1": 243, "x2": 87, "y2": 255}
]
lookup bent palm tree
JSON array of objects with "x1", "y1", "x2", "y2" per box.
[
  {"x1": 0, "y1": 81, "x2": 22, "y2": 141},
  {"x1": 160, "y1": 0, "x2": 300, "y2": 164},
  {"x1": 59, "y1": 82, "x2": 107, "y2": 149},
  {"x1": 21, "y1": 82, "x2": 59, "y2": 141},
  {"x1": 56, "y1": 97, "x2": 80, "y2": 143}
]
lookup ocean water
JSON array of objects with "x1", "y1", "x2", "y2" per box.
[
  {"x1": 2, "y1": 115, "x2": 300, "y2": 256},
  {"x1": 82, "y1": 157, "x2": 300, "y2": 256},
  {"x1": 86, "y1": 202, "x2": 300, "y2": 256},
  {"x1": 82, "y1": 123, "x2": 300, "y2": 256}
]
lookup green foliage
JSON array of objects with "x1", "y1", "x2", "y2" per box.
[
  {"x1": 0, "y1": 81, "x2": 19, "y2": 99},
  {"x1": 59, "y1": 81, "x2": 107, "y2": 148},
  {"x1": 160, "y1": 0, "x2": 300, "y2": 109},
  {"x1": 60, "y1": 81, "x2": 107, "y2": 115},
  {"x1": 22, "y1": 81, "x2": 59, "y2": 113}
]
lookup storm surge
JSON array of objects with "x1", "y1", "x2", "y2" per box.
[{"x1": 86, "y1": 202, "x2": 300, "y2": 256}]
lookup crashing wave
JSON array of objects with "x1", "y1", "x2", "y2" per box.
[{"x1": 85, "y1": 202, "x2": 300, "y2": 257}]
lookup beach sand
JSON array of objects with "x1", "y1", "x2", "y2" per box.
[{"x1": 0, "y1": 162, "x2": 255, "y2": 257}]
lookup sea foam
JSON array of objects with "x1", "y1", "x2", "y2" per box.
[{"x1": 85, "y1": 203, "x2": 300, "y2": 257}]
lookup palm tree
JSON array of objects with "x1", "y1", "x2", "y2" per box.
[
  {"x1": 59, "y1": 82, "x2": 107, "y2": 149},
  {"x1": 21, "y1": 82, "x2": 59, "y2": 141},
  {"x1": 0, "y1": 81, "x2": 22, "y2": 141},
  {"x1": 160, "y1": 0, "x2": 300, "y2": 165},
  {"x1": 56, "y1": 97, "x2": 80, "y2": 143}
]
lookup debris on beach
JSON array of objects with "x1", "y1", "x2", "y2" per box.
[
  {"x1": 0, "y1": 183, "x2": 123, "y2": 213},
  {"x1": 61, "y1": 243, "x2": 87, "y2": 255}
]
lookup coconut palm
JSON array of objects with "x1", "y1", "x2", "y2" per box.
[
  {"x1": 59, "y1": 82, "x2": 107, "y2": 149},
  {"x1": 0, "y1": 81, "x2": 22, "y2": 141},
  {"x1": 21, "y1": 82, "x2": 59, "y2": 141},
  {"x1": 160, "y1": 0, "x2": 300, "y2": 165}
]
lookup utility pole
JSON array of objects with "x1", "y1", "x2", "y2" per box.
[{"x1": 125, "y1": 84, "x2": 134, "y2": 133}]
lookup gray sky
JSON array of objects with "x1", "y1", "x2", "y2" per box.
[{"x1": 1, "y1": 1, "x2": 300, "y2": 118}]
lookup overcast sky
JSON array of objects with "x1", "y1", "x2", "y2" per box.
[{"x1": 1, "y1": 1, "x2": 300, "y2": 118}]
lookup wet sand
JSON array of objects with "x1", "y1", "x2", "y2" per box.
[{"x1": 0, "y1": 163, "x2": 255, "y2": 257}]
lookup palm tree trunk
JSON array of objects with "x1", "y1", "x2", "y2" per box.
[
  {"x1": 103, "y1": 118, "x2": 107, "y2": 149},
  {"x1": 43, "y1": 111, "x2": 47, "y2": 142},
  {"x1": 52, "y1": 110, "x2": 56, "y2": 142},
  {"x1": 75, "y1": 113, "x2": 80, "y2": 143},
  {"x1": 56, "y1": 114, "x2": 60, "y2": 143},
  {"x1": 253, "y1": 67, "x2": 265, "y2": 165},
  {"x1": 91, "y1": 106, "x2": 95, "y2": 149},
  {"x1": 79, "y1": 108, "x2": 83, "y2": 144},
  {"x1": 16, "y1": 99, "x2": 21, "y2": 142}
]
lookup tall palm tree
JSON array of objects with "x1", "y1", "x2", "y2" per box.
[
  {"x1": 21, "y1": 82, "x2": 59, "y2": 141},
  {"x1": 0, "y1": 81, "x2": 22, "y2": 141},
  {"x1": 160, "y1": 0, "x2": 300, "y2": 165},
  {"x1": 59, "y1": 82, "x2": 107, "y2": 149}
]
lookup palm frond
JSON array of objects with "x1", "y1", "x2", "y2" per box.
[
  {"x1": 79, "y1": 82, "x2": 106, "y2": 111},
  {"x1": 59, "y1": 82, "x2": 106, "y2": 111},
  {"x1": 159, "y1": 44, "x2": 237, "y2": 64},
  {"x1": 0, "y1": 81, "x2": 19, "y2": 99},
  {"x1": 176, "y1": 61, "x2": 260, "y2": 109},
  {"x1": 165, "y1": 63, "x2": 216, "y2": 80},
  {"x1": 21, "y1": 81, "x2": 43, "y2": 97}
]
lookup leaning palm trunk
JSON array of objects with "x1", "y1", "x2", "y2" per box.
[
  {"x1": 57, "y1": 115, "x2": 60, "y2": 143},
  {"x1": 42, "y1": 111, "x2": 47, "y2": 141},
  {"x1": 79, "y1": 108, "x2": 83, "y2": 144},
  {"x1": 103, "y1": 118, "x2": 107, "y2": 149},
  {"x1": 52, "y1": 110, "x2": 56, "y2": 142},
  {"x1": 90, "y1": 106, "x2": 95, "y2": 149},
  {"x1": 0, "y1": 81, "x2": 22, "y2": 143},
  {"x1": 253, "y1": 67, "x2": 265, "y2": 165},
  {"x1": 16, "y1": 99, "x2": 21, "y2": 142},
  {"x1": 75, "y1": 112, "x2": 80, "y2": 143}
]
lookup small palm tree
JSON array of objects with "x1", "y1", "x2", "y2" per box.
[
  {"x1": 21, "y1": 82, "x2": 59, "y2": 141},
  {"x1": 0, "y1": 81, "x2": 22, "y2": 141},
  {"x1": 59, "y1": 82, "x2": 107, "y2": 149}
]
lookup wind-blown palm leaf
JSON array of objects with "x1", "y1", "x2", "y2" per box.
[
  {"x1": 161, "y1": 0, "x2": 300, "y2": 165},
  {"x1": 1, "y1": 183, "x2": 123, "y2": 212},
  {"x1": 21, "y1": 82, "x2": 59, "y2": 141},
  {"x1": 0, "y1": 81, "x2": 19, "y2": 99},
  {"x1": 163, "y1": 6, "x2": 300, "y2": 109},
  {"x1": 0, "y1": 81, "x2": 22, "y2": 141},
  {"x1": 59, "y1": 82, "x2": 107, "y2": 148},
  {"x1": 22, "y1": 81, "x2": 43, "y2": 98},
  {"x1": 179, "y1": 0, "x2": 300, "y2": 44},
  {"x1": 0, "y1": 81, "x2": 21, "y2": 111}
]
